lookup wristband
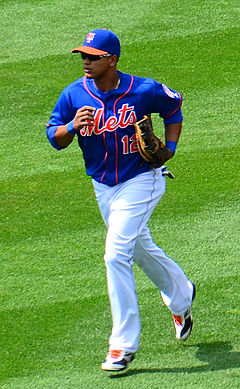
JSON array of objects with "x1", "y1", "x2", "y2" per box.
[
  {"x1": 67, "y1": 120, "x2": 79, "y2": 135},
  {"x1": 166, "y1": 141, "x2": 177, "y2": 154}
]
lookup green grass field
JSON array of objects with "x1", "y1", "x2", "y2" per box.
[{"x1": 0, "y1": 0, "x2": 239, "y2": 388}]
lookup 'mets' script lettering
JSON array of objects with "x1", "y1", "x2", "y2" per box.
[{"x1": 80, "y1": 104, "x2": 137, "y2": 136}]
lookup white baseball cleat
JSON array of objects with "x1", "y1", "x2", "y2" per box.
[
  {"x1": 101, "y1": 350, "x2": 135, "y2": 371},
  {"x1": 172, "y1": 281, "x2": 196, "y2": 341}
]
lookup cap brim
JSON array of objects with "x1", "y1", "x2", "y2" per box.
[{"x1": 71, "y1": 46, "x2": 108, "y2": 55}]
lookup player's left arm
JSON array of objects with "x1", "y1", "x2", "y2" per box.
[
  {"x1": 164, "y1": 121, "x2": 182, "y2": 159},
  {"x1": 151, "y1": 81, "x2": 183, "y2": 158}
]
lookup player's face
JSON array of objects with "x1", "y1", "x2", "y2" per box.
[{"x1": 81, "y1": 54, "x2": 115, "y2": 80}]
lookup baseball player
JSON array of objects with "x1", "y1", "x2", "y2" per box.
[{"x1": 46, "y1": 29, "x2": 196, "y2": 372}]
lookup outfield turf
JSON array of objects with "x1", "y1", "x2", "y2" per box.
[{"x1": 0, "y1": 0, "x2": 239, "y2": 388}]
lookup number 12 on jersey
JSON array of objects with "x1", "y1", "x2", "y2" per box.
[{"x1": 121, "y1": 134, "x2": 138, "y2": 155}]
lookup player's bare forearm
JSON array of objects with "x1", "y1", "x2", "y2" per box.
[
  {"x1": 165, "y1": 122, "x2": 182, "y2": 143},
  {"x1": 164, "y1": 122, "x2": 182, "y2": 160},
  {"x1": 55, "y1": 106, "x2": 96, "y2": 149},
  {"x1": 55, "y1": 125, "x2": 75, "y2": 148}
]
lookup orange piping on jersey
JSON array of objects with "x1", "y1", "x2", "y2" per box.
[
  {"x1": 113, "y1": 75, "x2": 134, "y2": 184},
  {"x1": 83, "y1": 77, "x2": 108, "y2": 183},
  {"x1": 164, "y1": 93, "x2": 182, "y2": 119},
  {"x1": 83, "y1": 76, "x2": 105, "y2": 115},
  {"x1": 113, "y1": 76, "x2": 134, "y2": 116},
  {"x1": 101, "y1": 132, "x2": 108, "y2": 183}
]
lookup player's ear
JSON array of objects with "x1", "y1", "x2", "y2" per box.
[{"x1": 109, "y1": 55, "x2": 119, "y2": 67}]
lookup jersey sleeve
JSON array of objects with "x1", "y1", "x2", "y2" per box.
[
  {"x1": 46, "y1": 87, "x2": 77, "y2": 150},
  {"x1": 151, "y1": 81, "x2": 183, "y2": 125}
]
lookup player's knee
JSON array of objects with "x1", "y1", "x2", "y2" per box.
[
  {"x1": 104, "y1": 250, "x2": 132, "y2": 265},
  {"x1": 104, "y1": 235, "x2": 134, "y2": 265}
]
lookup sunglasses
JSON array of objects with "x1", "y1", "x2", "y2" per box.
[{"x1": 81, "y1": 52, "x2": 112, "y2": 61}]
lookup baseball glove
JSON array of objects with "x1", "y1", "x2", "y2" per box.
[{"x1": 134, "y1": 115, "x2": 173, "y2": 168}]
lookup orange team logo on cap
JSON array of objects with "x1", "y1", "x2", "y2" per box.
[{"x1": 86, "y1": 33, "x2": 95, "y2": 43}]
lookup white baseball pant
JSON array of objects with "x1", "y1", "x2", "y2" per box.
[{"x1": 92, "y1": 167, "x2": 192, "y2": 353}]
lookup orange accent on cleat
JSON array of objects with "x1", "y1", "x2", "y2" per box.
[
  {"x1": 101, "y1": 350, "x2": 135, "y2": 371},
  {"x1": 110, "y1": 350, "x2": 123, "y2": 359},
  {"x1": 173, "y1": 315, "x2": 183, "y2": 326}
]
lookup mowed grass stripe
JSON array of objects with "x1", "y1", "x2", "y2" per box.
[{"x1": 1, "y1": 0, "x2": 238, "y2": 66}]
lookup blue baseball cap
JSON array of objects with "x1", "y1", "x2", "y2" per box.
[{"x1": 71, "y1": 29, "x2": 121, "y2": 57}]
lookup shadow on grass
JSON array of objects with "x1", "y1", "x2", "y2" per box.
[{"x1": 109, "y1": 342, "x2": 240, "y2": 378}]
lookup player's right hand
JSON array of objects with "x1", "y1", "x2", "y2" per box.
[{"x1": 73, "y1": 106, "x2": 96, "y2": 130}]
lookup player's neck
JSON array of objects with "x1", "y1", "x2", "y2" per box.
[{"x1": 94, "y1": 70, "x2": 120, "y2": 92}]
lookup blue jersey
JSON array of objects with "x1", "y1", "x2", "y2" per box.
[{"x1": 46, "y1": 71, "x2": 183, "y2": 186}]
